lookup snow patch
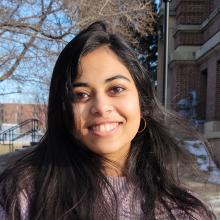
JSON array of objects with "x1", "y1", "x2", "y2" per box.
[{"x1": 184, "y1": 140, "x2": 220, "y2": 184}]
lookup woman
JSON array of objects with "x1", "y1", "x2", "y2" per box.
[{"x1": 0, "y1": 21, "x2": 216, "y2": 219}]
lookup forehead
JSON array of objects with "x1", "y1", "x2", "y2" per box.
[{"x1": 75, "y1": 47, "x2": 133, "y2": 82}]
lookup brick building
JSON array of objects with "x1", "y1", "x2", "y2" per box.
[
  {"x1": 0, "y1": 103, "x2": 47, "y2": 132},
  {"x1": 157, "y1": 0, "x2": 220, "y2": 138}
]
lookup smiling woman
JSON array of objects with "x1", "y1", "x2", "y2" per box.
[
  {"x1": 72, "y1": 47, "x2": 141, "y2": 170},
  {"x1": 0, "y1": 21, "x2": 216, "y2": 220}
]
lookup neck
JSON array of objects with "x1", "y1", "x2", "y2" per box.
[
  {"x1": 101, "y1": 149, "x2": 130, "y2": 176},
  {"x1": 102, "y1": 156, "x2": 128, "y2": 177}
]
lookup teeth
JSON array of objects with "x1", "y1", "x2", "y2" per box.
[{"x1": 91, "y1": 123, "x2": 119, "y2": 132}]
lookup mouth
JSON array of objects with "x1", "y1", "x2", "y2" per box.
[{"x1": 88, "y1": 122, "x2": 122, "y2": 136}]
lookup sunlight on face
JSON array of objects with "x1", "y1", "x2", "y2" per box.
[{"x1": 72, "y1": 47, "x2": 141, "y2": 163}]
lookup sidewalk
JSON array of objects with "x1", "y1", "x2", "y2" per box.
[{"x1": 183, "y1": 177, "x2": 220, "y2": 218}]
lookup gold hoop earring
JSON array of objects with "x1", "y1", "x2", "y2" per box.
[{"x1": 138, "y1": 117, "x2": 147, "y2": 134}]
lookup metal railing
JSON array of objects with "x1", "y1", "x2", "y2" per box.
[{"x1": 0, "y1": 119, "x2": 39, "y2": 152}]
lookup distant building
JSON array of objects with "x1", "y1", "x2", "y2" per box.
[
  {"x1": 157, "y1": 0, "x2": 220, "y2": 139},
  {"x1": 0, "y1": 103, "x2": 47, "y2": 132}
]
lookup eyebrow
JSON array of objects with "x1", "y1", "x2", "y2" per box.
[
  {"x1": 105, "y1": 75, "x2": 131, "y2": 83},
  {"x1": 72, "y1": 75, "x2": 131, "y2": 88}
]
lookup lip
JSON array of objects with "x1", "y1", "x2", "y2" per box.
[{"x1": 88, "y1": 121, "x2": 123, "y2": 137}]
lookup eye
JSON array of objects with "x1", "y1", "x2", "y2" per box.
[
  {"x1": 109, "y1": 86, "x2": 125, "y2": 95},
  {"x1": 72, "y1": 91, "x2": 90, "y2": 102}
]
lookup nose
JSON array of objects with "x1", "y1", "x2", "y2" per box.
[{"x1": 90, "y1": 93, "x2": 113, "y2": 116}]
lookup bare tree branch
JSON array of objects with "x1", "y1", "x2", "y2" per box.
[
  {"x1": 0, "y1": 0, "x2": 157, "y2": 104},
  {"x1": 61, "y1": 0, "x2": 156, "y2": 48},
  {"x1": 0, "y1": 0, "x2": 70, "y2": 82},
  {"x1": 0, "y1": 33, "x2": 37, "y2": 81}
]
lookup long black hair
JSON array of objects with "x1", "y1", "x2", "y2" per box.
[{"x1": 0, "y1": 21, "x2": 215, "y2": 219}]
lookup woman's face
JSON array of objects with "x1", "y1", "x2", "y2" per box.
[{"x1": 72, "y1": 47, "x2": 141, "y2": 161}]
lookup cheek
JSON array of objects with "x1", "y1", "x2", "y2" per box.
[
  {"x1": 119, "y1": 94, "x2": 141, "y2": 117},
  {"x1": 117, "y1": 94, "x2": 141, "y2": 138}
]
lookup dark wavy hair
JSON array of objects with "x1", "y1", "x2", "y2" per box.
[{"x1": 0, "y1": 21, "x2": 215, "y2": 220}]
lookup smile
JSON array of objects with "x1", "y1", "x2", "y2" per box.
[{"x1": 89, "y1": 122, "x2": 122, "y2": 136}]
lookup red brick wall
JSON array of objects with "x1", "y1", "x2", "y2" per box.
[
  {"x1": 171, "y1": 63, "x2": 207, "y2": 119},
  {"x1": 0, "y1": 104, "x2": 47, "y2": 131},
  {"x1": 174, "y1": 32, "x2": 203, "y2": 48},
  {"x1": 169, "y1": 0, "x2": 220, "y2": 121},
  {"x1": 216, "y1": 61, "x2": 220, "y2": 120},
  {"x1": 203, "y1": 13, "x2": 220, "y2": 44},
  {"x1": 176, "y1": 0, "x2": 213, "y2": 25},
  {"x1": 174, "y1": 0, "x2": 220, "y2": 48},
  {"x1": 199, "y1": 54, "x2": 220, "y2": 121},
  {"x1": 213, "y1": 0, "x2": 220, "y2": 9},
  {"x1": 174, "y1": 13, "x2": 220, "y2": 48},
  {"x1": 171, "y1": 63, "x2": 199, "y2": 104},
  {"x1": 199, "y1": 69, "x2": 207, "y2": 119}
]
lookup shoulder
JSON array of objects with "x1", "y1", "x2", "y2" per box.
[
  {"x1": 0, "y1": 176, "x2": 30, "y2": 220},
  {"x1": 0, "y1": 174, "x2": 9, "y2": 220},
  {"x1": 0, "y1": 205, "x2": 6, "y2": 220},
  {"x1": 155, "y1": 205, "x2": 212, "y2": 220},
  {"x1": 155, "y1": 192, "x2": 214, "y2": 220},
  {"x1": 0, "y1": 149, "x2": 34, "y2": 220},
  {"x1": 171, "y1": 207, "x2": 212, "y2": 220},
  {"x1": 0, "y1": 147, "x2": 36, "y2": 193}
]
